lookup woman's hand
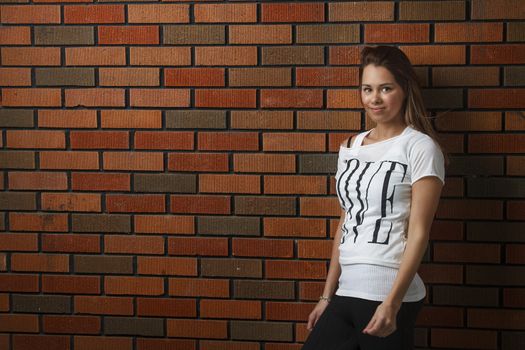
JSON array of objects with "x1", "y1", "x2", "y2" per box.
[
  {"x1": 362, "y1": 302, "x2": 400, "y2": 337},
  {"x1": 306, "y1": 300, "x2": 330, "y2": 331}
]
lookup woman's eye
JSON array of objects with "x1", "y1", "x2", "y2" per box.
[{"x1": 382, "y1": 87, "x2": 391, "y2": 92}]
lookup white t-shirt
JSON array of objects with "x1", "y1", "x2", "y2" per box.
[{"x1": 334, "y1": 125, "x2": 445, "y2": 302}]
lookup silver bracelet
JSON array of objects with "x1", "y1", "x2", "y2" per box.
[{"x1": 319, "y1": 295, "x2": 331, "y2": 302}]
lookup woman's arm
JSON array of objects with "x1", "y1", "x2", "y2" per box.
[{"x1": 363, "y1": 176, "x2": 443, "y2": 337}]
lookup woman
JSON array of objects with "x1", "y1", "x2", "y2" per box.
[{"x1": 302, "y1": 46, "x2": 445, "y2": 349}]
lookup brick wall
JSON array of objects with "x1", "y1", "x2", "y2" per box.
[{"x1": 1, "y1": 0, "x2": 524, "y2": 349}]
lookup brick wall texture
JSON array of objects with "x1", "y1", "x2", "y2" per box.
[{"x1": 1, "y1": 0, "x2": 524, "y2": 349}]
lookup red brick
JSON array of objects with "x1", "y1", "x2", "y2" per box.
[
  {"x1": 231, "y1": 111, "x2": 293, "y2": 130},
  {"x1": 299, "y1": 281, "x2": 325, "y2": 301},
  {"x1": 70, "y1": 131, "x2": 129, "y2": 149},
  {"x1": 0, "y1": 233, "x2": 38, "y2": 251},
  {"x1": 75, "y1": 336, "x2": 132, "y2": 350},
  {"x1": 365, "y1": 24, "x2": 429, "y2": 43},
  {"x1": 130, "y1": 88, "x2": 190, "y2": 107},
  {"x1": 261, "y1": 89, "x2": 323, "y2": 108},
  {"x1": 329, "y1": 2, "x2": 394, "y2": 21},
  {"x1": 1, "y1": 88, "x2": 61, "y2": 106},
  {"x1": 431, "y1": 329, "x2": 497, "y2": 349},
  {"x1": 169, "y1": 278, "x2": 230, "y2": 298},
  {"x1": 38, "y1": 110, "x2": 97, "y2": 129},
  {"x1": 66, "y1": 47, "x2": 126, "y2": 66},
  {"x1": 0, "y1": 67, "x2": 31, "y2": 86},
  {"x1": 128, "y1": 4, "x2": 189, "y2": 23},
  {"x1": 11, "y1": 253, "x2": 69, "y2": 272},
  {"x1": 7, "y1": 130, "x2": 64, "y2": 149},
  {"x1": 40, "y1": 151, "x2": 99, "y2": 170},
  {"x1": 105, "y1": 276, "x2": 163, "y2": 296},
  {"x1": 165, "y1": 68, "x2": 225, "y2": 87},
  {"x1": 266, "y1": 260, "x2": 327, "y2": 280},
  {"x1": 200, "y1": 299, "x2": 261, "y2": 319},
  {"x1": 106, "y1": 194, "x2": 165, "y2": 213},
  {"x1": 434, "y1": 243, "x2": 500, "y2": 263},
  {"x1": 135, "y1": 215, "x2": 194, "y2": 234},
  {"x1": 103, "y1": 152, "x2": 164, "y2": 171},
  {"x1": 137, "y1": 256, "x2": 197, "y2": 276},
  {"x1": 200, "y1": 341, "x2": 258, "y2": 350},
  {"x1": 198, "y1": 132, "x2": 258, "y2": 151},
  {"x1": 105, "y1": 235, "x2": 164, "y2": 254},
  {"x1": 435, "y1": 111, "x2": 501, "y2": 131},
  {"x1": 42, "y1": 234, "x2": 100, "y2": 253},
  {"x1": 437, "y1": 199, "x2": 503, "y2": 220},
  {"x1": 430, "y1": 220, "x2": 464, "y2": 241},
  {"x1": 400, "y1": 45, "x2": 466, "y2": 65},
  {"x1": 472, "y1": 0, "x2": 525, "y2": 19},
  {"x1": 0, "y1": 294, "x2": 8, "y2": 311},
  {"x1": 266, "y1": 302, "x2": 313, "y2": 321},
  {"x1": 229, "y1": 25, "x2": 291, "y2": 45},
  {"x1": 41, "y1": 193, "x2": 101, "y2": 212},
  {"x1": 64, "y1": 4, "x2": 124, "y2": 24},
  {"x1": 326, "y1": 89, "x2": 361, "y2": 109},
  {"x1": 0, "y1": 274, "x2": 39, "y2": 292},
  {"x1": 300, "y1": 197, "x2": 341, "y2": 217},
  {"x1": 508, "y1": 201, "x2": 525, "y2": 220},
  {"x1": 507, "y1": 244, "x2": 525, "y2": 264},
  {"x1": 504, "y1": 288, "x2": 525, "y2": 308},
  {"x1": 469, "y1": 309, "x2": 525, "y2": 330},
  {"x1": 435, "y1": 22, "x2": 503, "y2": 42},
  {"x1": 296, "y1": 67, "x2": 359, "y2": 87},
  {"x1": 99, "y1": 25, "x2": 159, "y2": 45},
  {"x1": 199, "y1": 174, "x2": 260, "y2": 194},
  {"x1": 195, "y1": 47, "x2": 257, "y2": 66},
  {"x1": 264, "y1": 218, "x2": 326, "y2": 238},
  {"x1": 329, "y1": 46, "x2": 361, "y2": 65},
  {"x1": 75, "y1": 296, "x2": 133, "y2": 316},
  {"x1": 297, "y1": 240, "x2": 332, "y2": 259},
  {"x1": 170, "y1": 195, "x2": 230, "y2": 215},
  {"x1": 505, "y1": 112, "x2": 525, "y2": 131},
  {"x1": 137, "y1": 339, "x2": 195, "y2": 350},
  {"x1": 196, "y1": 89, "x2": 256, "y2": 108},
  {"x1": 9, "y1": 212, "x2": 68, "y2": 232},
  {"x1": 43, "y1": 315, "x2": 100, "y2": 334},
  {"x1": 167, "y1": 319, "x2": 227, "y2": 339},
  {"x1": 135, "y1": 131, "x2": 193, "y2": 150},
  {"x1": 507, "y1": 156, "x2": 525, "y2": 175},
  {"x1": 419, "y1": 264, "x2": 463, "y2": 284},
  {"x1": 469, "y1": 134, "x2": 525, "y2": 153},
  {"x1": 9, "y1": 172, "x2": 67, "y2": 190},
  {"x1": 0, "y1": 314, "x2": 39, "y2": 333},
  {"x1": 0, "y1": 334, "x2": 7, "y2": 350},
  {"x1": 264, "y1": 175, "x2": 326, "y2": 195},
  {"x1": 1, "y1": 5, "x2": 60, "y2": 24},
  {"x1": 12, "y1": 335, "x2": 70, "y2": 350},
  {"x1": 137, "y1": 298, "x2": 196, "y2": 317},
  {"x1": 261, "y1": 3, "x2": 324, "y2": 22},
  {"x1": 168, "y1": 153, "x2": 229, "y2": 172},
  {"x1": 130, "y1": 47, "x2": 190, "y2": 66},
  {"x1": 100, "y1": 110, "x2": 161, "y2": 129},
  {"x1": 195, "y1": 3, "x2": 256, "y2": 23},
  {"x1": 42, "y1": 275, "x2": 100, "y2": 294},
  {"x1": 232, "y1": 238, "x2": 293, "y2": 258},
  {"x1": 65, "y1": 88, "x2": 125, "y2": 107},
  {"x1": 263, "y1": 133, "x2": 325, "y2": 152},
  {"x1": 417, "y1": 306, "x2": 464, "y2": 327},
  {"x1": 71, "y1": 173, "x2": 130, "y2": 191},
  {"x1": 469, "y1": 88, "x2": 525, "y2": 109},
  {"x1": 168, "y1": 237, "x2": 228, "y2": 256},
  {"x1": 471, "y1": 44, "x2": 525, "y2": 64},
  {"x1": 233, "y1": 154, "x2": 295, "y2": 173}
]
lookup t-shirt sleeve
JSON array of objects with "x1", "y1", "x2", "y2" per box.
[{"x1": 409, "y1": 138, "x2": 445, "y2": 185}]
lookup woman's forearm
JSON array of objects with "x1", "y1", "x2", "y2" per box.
[{"x1": 321, "y1": 210, "x2": 345, "y2": 298}]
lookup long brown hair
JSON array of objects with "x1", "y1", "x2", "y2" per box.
[{"x1": 359, "y1": 45, "x2": 444, "y2": 154}]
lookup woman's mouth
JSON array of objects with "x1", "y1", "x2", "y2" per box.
[{"x1": 369, "y1": 107, "x2": 385, "y2": 112}]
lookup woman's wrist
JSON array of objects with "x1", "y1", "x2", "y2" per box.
[{"x1": 319, "y1": 295, "x2": 331, "y2": 303}]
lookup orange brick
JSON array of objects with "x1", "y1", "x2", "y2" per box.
[
  {"x1": 75, "y1": 296, "x2": 133, "y2": 316},
  {"x1": 507, "y1": 156, "x2": 525, "y2": 176},
  {"x1": 0, "y1": 233, "x2": 38, "y2": 252},
  {"x1": 469, "y1": 134, "x2": 525, "y2": 153},
  {"x1": 98, "y1": 25, "x2": 159, "y2": 45},
  {"x1": 11, "y1": 253, "x2": 69, "y2": 272},
  {"x1": 70, "y1": 131, "x2": 129, "y2": 149},
  {"x1": 9, "y1": 213, "x2": 68, "y2": 232},
  {"x1": 198, "y1": 132, "x2": 259, "y2": 151},
  {"x1": 505, "y1": 111, "x2": 525, "y2": 131},
  {"x1": 75, "y1": 336, "x2": 132, "y2": 350},
  {"x1": 266, "y1": 302, "x2": 313, "y2": 321},
  {"x1": 297, "y1": 240, "x2": 332, "y2": 259},
  {"x1": 199, "y1": 174, "x2": 260, "y2": 194},
  {"x1": 2, "y1": 88, "x2": 61, "y2": 107},
  {"x1": 135, "y1": 131, "x2": 193, "y2": 150},
  {"x1": 9, "y1": 172, "x2": 67, "y2": 190},
  {"x1": 263, "y1": 132, "x2": 325, "y2": 152},
  {"x1": 195, "y1": 47, "x2": 257, "y2": 66},
  {"x1": 435, "y1": 22, "x2": 503, "y2": 42},
  {"x1": 103, "y1": 152, "x2": 164, "y2": 171},
  {"x1": 266, "y1": 260, "x2": 327, "y2": 279},
  {"x1": 329, "y1": 2, "x2": 394, "y2": 21},
  {"x1": 196, "y1": 89, "x2": 256, "y2": 108},
  {"x1": 0, "y1": 26, "x2": 34, "y2": 45},
  {"x1": 0, "y1": 68, "x2": 31, "y2": 86},
  {"x1": 264, "y1": 217, "x2": 326, "y2": 238},
  {"x1": 128, "y1": 4, "x2": 189, "y2": 23},
  {"x1": 65, "y1": 88, "x2": 125, "y2": 107},
  {"x1": 40, "y1": 151, "x2": 99, "y2": 170},
  {"x1": 167, "y1": 319, "x2": 227, "y2": 339},
  {"x1": 42, "y1": 275, "x2": 100, "y2": 294},
  {"x1": 42, "y1": 234, "x2": 100, "y2": 253},
  {"x1": 365, "y1": 23, "x2": 429, "y2": 43},
  {"x1": 261, "y1": 89, "x2": 323, "y2": 108},
  {"x1": 233, "y1": 154, "x2": 295, "y2": 173},
  {"x1": 105, "y1": 276, "x2": 164, "y2": 296},
  {"x1": 41, "y1": 193, "x2": 101, "y2": 212},
  {"x1": 39, "y1": 110, "x2": 98, "y2": 128},
  {"x1": 165, "y1": 68, "x2": 225, "y2": 87},
  {"x1": 130, "y1": 47, "x2": 191, "y2": 66},
  {"x1": 296, "y1": 67, "x2": 359, "y2": 87},
  {"x1": 169, "y1": 278, "x2": 230, "y2": 298},
  {"x1": 264, "y1": 175, "x2": 326, "y2": 195},
  {"x1": 135, "y1": 215, "x2": 194, "y2": 235},
  {"x1": 7, "y1": 130, "x2": 65, "y2": 149},
  {"x1": 469, "y1": 89, "x2": 525, "y2": 109},
  {"x1": 262, "y1": 3, "x2": 324, "y2": 22},
  {"x1": 200, "y1": 299, "x2": 261, "y2": 319},
  {"x1": 71, "y1": 173, "x2": 130, "y2": 191},
  {"x1": 168, "y1": 237, "x2": 228, "y2": 256},
  {"x1": 229, "y1": 25, "x2": 292, "y2": 44},
  {"x1": 64, "y1": 4, "x2": 125, "y2": 24},
  {"x1": 0, "y1": 314, "x2": 39, "y2": 333},
  {"x1": 137, "y1": 256, "x2": 197, "y2": 276},
  {"x1": 0, "y1": 274, "x2": 39, "y2": 293},
  {"x1": 168, "y1": 153, "x2": 229, "y2": 172},
  {"x1": 170, "y1": 195, "x2": 231, "y2": 215},
  {"x1": 400, "y1": 45, "x2": 466, "y2": 65},
  {"x1": 101, "y1": 110, "x2": 161, "y2": 128},
  {"x1": 99, "y1": 68, "x2": 160, "y2": 86},
  {"x1": 130, "y1": 88, "x2": 190, "y2": 107},
  {"x1": 195, "y1": 3, "x2": 257, "y2": 23},
  {"x1": 66, "y1": 47, "x2": 126, "y2": 66},
  {"x1": 232, "y1": 238, "x2": 293, "y2": 258},
  {"x1": 106, "y1": 194, "x2": 165, "y2": 213},
  {"x1": 1, "y1": 5, "x2": 60, "y2": 24},
  {"x1": 105, "y1": 235, "x2": 164, "y2": 254},
  {"x1": 472, "y1": 0, "x2": 525, "y2": 19},
  {"x1": 329, "y1": 46, "x2": 361, "y2": 65},
  {"x1": 43, "y1": 315, "x2": 100, "y2": 335},
  {"x1": 326, "y1": 89, "x2": 361, "y2": 109},
  {"x1": 474, "y1": 44, "x2": 525, "y2": 65}
]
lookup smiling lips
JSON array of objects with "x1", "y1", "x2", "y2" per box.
[{"x1": 369, "y1": 106, "x2": 385, "y2": 112}]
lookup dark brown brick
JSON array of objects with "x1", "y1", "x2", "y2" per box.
[
  {"x1": 507, "y1": 22, "x2": 525, "y2": 42},
  {"x1": 34, "y1": 26, "x2": 94, "y2": 45},
  {"x1": 75, "y1": 255, "x2": 133, "y2": 274},
  {"x1": 0, "y1": 151, "x2": 35, "y2": 169},
  {"x1": 502, "y1": 331, "x2": 525, "y2": 350},
  {"x1": 433, "y1": 286, "x2": 499, "y2": 307},
  {"x1": 164, "y1": 25, "x2": 225, "y2": 44},
  {"x1": 201, "y1": 258, "x2": 262, "y2": 278},
  {"x1": 12, "y1": 294, "x2": 71, "y2": 313},
  {"x1": 433, "y1": 66, "x2": 499, "y2": 86},
  {"x1": 422, "y1": 89, "x2": 463, "y2": 109},
  {"x1": 230, "y1": 321, "x2": 293, "y2": 341},
  {"x1": 234, "y1": 280, "x2": 295, "y2": 300},
  {"x1": 136, "y1": 338, "x2": 194, "y2": 350},
  {"x1": 467, "y1": 222, "x2": 525, "y2": 242},
  {"x1": 505, "y1": 66, "x2": 525, "y2": 86},
  {"x1": 198, "y1": 216, "x2": 260, "y2": 236},
  {"x1": 229, "y1": 68, "x2": 291, "y2": 87},
  {"x1": 472, "y1": 0, "x2": 525, "y2": 19},
  {"x1": 72, "y1": 214, "x2": 131, "y2": 233},
  {"x1": 234, "y1": 196, "x2": 296, "y2": 216},
  {"x1": 469, "y1": 308, "x2": 525, "y2": 330},
  {"x1": 105, "y1": 317, "x2": 164, "y2": 337},
  {"x1": 35, "y1": 68, "x2": 95, "y2": 86},
  {"x1": 0, "y1": 109, "x2": 34, "y2": 127},
  {"x1": 43, "y1": 315, "x2": 100, "y2": 334},
  {"x1": 296, "y1": 24, "x2": 359, "y2": 44},
  {"x1": 299, "y1": 154, "x2": 337, "y2": 174},
  {"x1": 262, "y1": 46, "x2": 324, "y2": 65},
  {"x1": 400, "y1": 1, "x2": 465, "y2": 20},
  {"x1": 467, "y1": 265, "x2": 525, "y2": 286},
  {"x1": 12, "y1": 335, "x2": 70, "y2": 350},
  {"x1": 431, "y1": 329, "x2": 497, "y2": 349},
  {"x1": 467, "y1": 178, "x2": 524, "y2": 198},
  {"x1": 166, "y1": 110, "x2": 226, "y2": 129},
  {"x1": 447, "y1": 156, "x2": 503, "y2": 176},
  {"x1": 297, "y1": 111, "x2": 360, "y2": 131},
  {"x1": 134, "y1": 174, "x2": 196, "y2": 193},
  {"x1": 0, "y1": 192, "x2": 36, "y2": 210},
  {"x1": 231, "y1": 111, "x2": 293, "y2": 130}
]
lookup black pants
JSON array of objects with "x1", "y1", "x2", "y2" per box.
[{"x1": 301, "y1": 295, "x2": 423, "y2": 350}]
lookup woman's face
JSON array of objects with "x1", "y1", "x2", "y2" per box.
[{"x1": 360, "y1": 64, "x2": 406, "y2": 125}]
